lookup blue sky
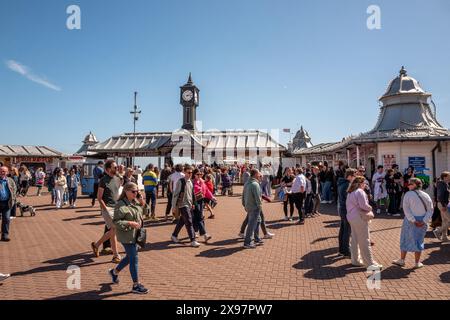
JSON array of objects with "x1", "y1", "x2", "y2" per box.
[{"x1": 1, "y1": 0, "x2": 450, "y2": 154}]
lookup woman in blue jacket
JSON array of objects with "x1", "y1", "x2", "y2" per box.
[{"x1": 66, "y1": 168, "x2": 80, "y2": 208}]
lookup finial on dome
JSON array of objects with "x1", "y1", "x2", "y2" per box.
[{"x1": 400, "y1": 66, "x2": 407, "y2": 76}]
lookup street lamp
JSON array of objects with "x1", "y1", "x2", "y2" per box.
[{"x1": 130, "y1": 91, "x2": 141, "y2": 167}]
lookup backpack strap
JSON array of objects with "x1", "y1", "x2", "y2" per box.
[{"x1": 180, "y1": 178, "x2": 186, "y2": 193}]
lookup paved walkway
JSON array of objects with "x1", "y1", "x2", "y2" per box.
[{"x1": 0, "y1": 187, "x2": 449, "y2": 300}]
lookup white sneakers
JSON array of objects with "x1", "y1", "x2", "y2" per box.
[
  {"x1": 284, "y1": 216, "x2": 289, "y2": 221},
  {"x1": 171, "y1": 235, "x2": 201, "y2": 247},
  {"x1": 392, "y1": 259, "x2": 405, "y2": 267},
  {"x1": 190, "y1": 241, "x2": 200, "y2": 247},
  {"x1": 392, "y1": 259, "x2": 424, "y2": 269},
  {"x1": 263, "y1": 232, "x2": 274, "y2": 239},
  {"x1": 204, "y1": 234, "x2": 212, "y2": 243},
  {"x1": 353, "y1": 261, "x2": 383, "y2": 269},
  {"x1": 367, "y1": 263, "x2": 383, "y2": 270},
  {"x1": 238, "y1": 232, "x2": 245, "y2": 239},
  {"x1": 0, "y1": 273, "x2": 10, "y2": 282}
]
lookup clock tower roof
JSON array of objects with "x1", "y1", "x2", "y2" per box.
[{"x1": 180, "y1": 72, "x2": 198, "y2": 89}]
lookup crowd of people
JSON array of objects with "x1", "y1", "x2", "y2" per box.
[{"x1": 0, "y1": 159, "x2": 449, "y2": 293}]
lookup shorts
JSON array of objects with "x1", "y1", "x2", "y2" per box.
[{"x1": 101, "y1": 206, "x2": 115, "y2": 229}]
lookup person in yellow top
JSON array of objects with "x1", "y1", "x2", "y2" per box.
[{"x1": 142, "y1": 164, "x2": 159, "y2": 221}]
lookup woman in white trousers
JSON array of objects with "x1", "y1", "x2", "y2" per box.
[{"x1": 54, "y1": 169, "x2": 67, "y2": 209}]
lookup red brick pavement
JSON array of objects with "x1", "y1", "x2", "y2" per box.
[{"x1": 0, "y1": 186, "x2": 449, "y2": 300}]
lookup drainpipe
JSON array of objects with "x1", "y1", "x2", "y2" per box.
[{"x1": 431, "y1": 141, "x2": 441, "y2": 181}]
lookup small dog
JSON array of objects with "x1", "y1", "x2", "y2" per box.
[{"x1": 16, "y1": 201, "x2": 36, "y2": 217}]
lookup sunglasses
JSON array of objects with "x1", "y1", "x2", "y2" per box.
[
  {"x1": 195, "y1": 173, "x2": 202, "y2": 176},
  {"x1": 129, "y1": 190, "x2": 139, "y2": 194},
  {"x1": 186, "y1": 171, "x2": 193, "y2": 174}
]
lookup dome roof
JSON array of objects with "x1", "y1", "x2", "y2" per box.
[
  {"x1": 83, "y1": 131, "x2": 98, "y2": 144},
  {"x1": 381, "y1": 66, "x2": 425, "y2": 98}
]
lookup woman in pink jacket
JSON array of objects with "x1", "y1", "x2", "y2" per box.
[
  {"x1": 192, "y1": 169, "x2": 213, "y2": 243},
  {"x1": 346, "y1": 176, "x2": 382, "y2": 270}
]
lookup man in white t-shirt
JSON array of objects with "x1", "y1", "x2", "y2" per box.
[
  {"x1": 291, "y1": 168, "x2": 307, "y2": 224},
  {"x1": 165, "y1": 164, "x2": 185, "y2": 221}
]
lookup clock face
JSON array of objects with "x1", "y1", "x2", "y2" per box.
[{"x1": 182, "y1": 90, "x2": 193, "y2": 102}]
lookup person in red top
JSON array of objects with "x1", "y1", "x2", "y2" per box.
[
  {"x1": 192, "y1": 169, "x2": 213, "y2": 242},
  {"x1": 204, "y1": 173, "x2": 217, "y2": 218}
]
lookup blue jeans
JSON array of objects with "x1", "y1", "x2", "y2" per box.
[
  {"x1": 63, "y1": 190, "x2": 69, "y2": 203},
  {"x1": 322, "y1": 181, "x2": 332, "y2": 202},
  {"x1": 69, "y1": 188, "x2": 78, "y2": 205},
  {"x1": 244, "y1": 209, "x2": 261, "y2": 246},
  {"x1": 193, "y1": 201, "x2": 207, "y2": 236},
  {"x1": 304, "y1": 193, "x2": 313, "y2": 214},
  {"x1": 145, "y1": 190, "x2": 156, "y2": 215},
  {"x1": 0, "y1": 201, "x2": 11, "y2": 238},
  {"x1": 116, "y1": 243, "x2": 139, "y2": 283},
  {"x1": 338, "y1": 206, "x2": 351, "y2": 255}
]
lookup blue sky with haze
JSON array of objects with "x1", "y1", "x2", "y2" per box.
[{"x1": 1, "y1": 0, "x2": 449, "y2": 154}]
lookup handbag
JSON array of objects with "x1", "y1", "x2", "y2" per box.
[
  {"x1": 173, "y1": 178, "x2": 186, "y2": 220},
  {"x1": 135, "y1": 219, "x2": 147, "y2": 248},
  {"x1": 194, "y1": 190, "x2": 204, "y2": 202},
  {"x1": 210, "y1": 198, "x2": 218, "y2": 208},
  {"x1": 361, "y1": 210, "x2": 375, "y2": 221},
  {"x1": 413, "y1": 190, "x2": 428, "y2": 213}
]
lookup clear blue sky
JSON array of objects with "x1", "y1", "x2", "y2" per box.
[{"x1": 1, "y1": 0, "x2": 450, "y2": 154}]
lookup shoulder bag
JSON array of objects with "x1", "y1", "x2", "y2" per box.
[
  {"x1": 413, "y1": 190, "x2": 428, "y2": 213},
  {"x1": 135, "y1": 210, "x2": 147, "y2": 248},
  {"x1": 173, "y1": 178, "x2": 186, "y2": 220}
]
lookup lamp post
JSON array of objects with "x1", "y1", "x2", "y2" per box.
[{"x1": 130, "y1": 91, "x2": 141, "y2": 167}]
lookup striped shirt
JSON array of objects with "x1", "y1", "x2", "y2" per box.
[{"x1": 143, "y1": 170, "x2": 158, "y2": 192}]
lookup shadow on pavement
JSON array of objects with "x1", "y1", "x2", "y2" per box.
[
  {"x1": 266, "y1": 222, "x2": 298, "y2": 230},
  {"x1": 196, "y1": 246, "x2": 244, "y2": 258},
  {"x1": 144, "y1": 220, "x2": 175, "y2": 228},
  {"x1": 47, "y1": 283, "x2": 131, "y2": 300},
  {"x1": 139, "y1": 239, "x2": 193, "y2": 252},
  {"x1": 63, "y1": 214, "x2": 100, "y2": 222},
  {"x1": 208, "y1": 238, "x2": 241, "y2": 246},
  {"x1": 422, "y1": 242, "x2": 450, "y2": 266},
  {"x1": 82, "y1": 221, "x2": 105, "y2": 226},
  {"x1": 292, "y1": 247, "x2": 364, "y2": 280},
  {"x1": 379, "y1": 266, "x2": 414, "y2": 280},
  {"x1": 440, "y1": 271, "x2": 450, "y2": 283},
  {"x1": 75, "y1": 209, "x2": 100, "y2": 214},
  {"x1": 12, "y1": 252, "x2": 109, "y2": 277},
  {"x1": 323, "y1": 220, "x2": 340, "y2": 228}
]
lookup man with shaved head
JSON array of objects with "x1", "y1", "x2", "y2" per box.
[{"x1": 0, "y1": 166, "x2": 17, "y2": 241}]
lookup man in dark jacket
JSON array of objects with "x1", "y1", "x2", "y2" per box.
[
  {"x1": 434, "y1": 171, "x2": 450, "y2": 242},
  {"x1": 0, "y1": 166, "x2": 17, "y2": 242},
  {"x1": 337, "y1": 168, "x2": 357, "y2": 257}
]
